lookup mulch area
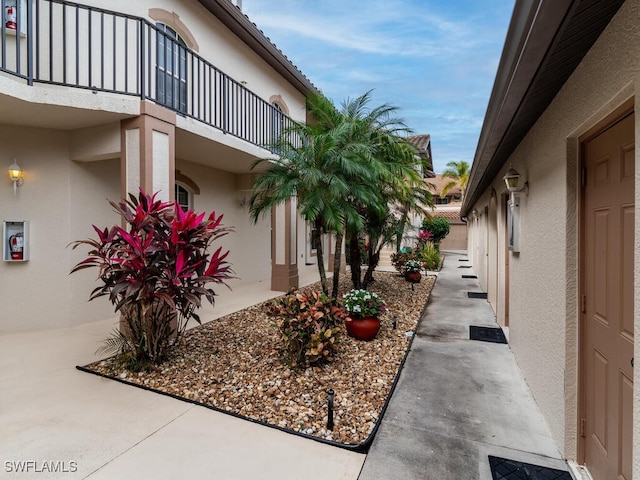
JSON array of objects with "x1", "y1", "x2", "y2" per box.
[{"x1": 82, "y1": 271, "x2": 436, "y2": 448}]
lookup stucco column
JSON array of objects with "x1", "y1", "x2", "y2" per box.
[
  {"x1": 121, "y1": 101, "x2": 176, "y2": 202},
  {"x1": 271, "y1": 197, "x2": 299, "y2": 291}
]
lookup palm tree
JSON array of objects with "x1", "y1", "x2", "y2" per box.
[
  {"x1": 441, "y1": 160, "x2": 470, "y2": 201},
  {"x1": 250, "y1": 90, "x2": 434, "y2": 296},
  {"x1": 249, "y1": 93, "x2": 374, "y2": 296},
  {"x1": 359, "y1": 137, "x2": 434, "y2": 288},
  {"x1": 312, "y1": 92, "x2": 434, "y2": 289}
]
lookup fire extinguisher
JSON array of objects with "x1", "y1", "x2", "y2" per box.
[
  {"x1": 9, "y1": 232, "x2": 23, "y2": 260},
  {"x1": 5, "y1": 5, "x2": 17, "y2": 30}
]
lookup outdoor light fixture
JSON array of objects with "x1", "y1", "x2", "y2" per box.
[
  {"x1": 8, "y1": 161, "x2": 24, "y2": 194},
  {"x1": 503, "y1": 165, "x2": 529, "y2": 194}
]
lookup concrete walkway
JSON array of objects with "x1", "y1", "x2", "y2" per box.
[
  {"x1": 0, "y1": 255, "x2": 569, "y2": 479},
  {"x1": 0, "y1": 264, "x2": 365, "y2": 480},
  {"x1": 359, "y1": 251, "x2": 569, "y2": 479}
]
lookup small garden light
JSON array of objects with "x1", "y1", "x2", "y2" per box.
[{"x1": 327, "y1": 388, "x2": 335, "y2": 431}]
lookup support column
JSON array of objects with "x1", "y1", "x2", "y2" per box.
[
  {"x1": 121, "y1": 101, "x2": 176, "y2": 202},
  {"x1": 271, "y1": 197, "x2": 299, "y2": 291}
]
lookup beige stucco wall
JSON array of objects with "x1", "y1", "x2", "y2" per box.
[
  {"x1": 0, "y1": 0, "x2": 310, "y2": 333},
  {"x1": 0, "y1": 125, "x2": 120, "y2": 332},
  {"x1": 175, "y1": 159, "x2": 272, "y2": 286},
  {"x1": 466, "y1": 0, "x2": 640, "y2": 469},
  {"x1": 439, "y1": 222, "x2": 467, "y2": 251}
]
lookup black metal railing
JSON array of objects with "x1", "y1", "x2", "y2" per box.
[{"x1": 0, "y1": 0, "x2": 300, "y2": 152}]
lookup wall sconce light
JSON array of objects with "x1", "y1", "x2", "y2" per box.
[
  {"x1": 8, "y1": 160, "x2": 24, "y2": 194},
  {"x1": 471, "y1": 208, "x2": 478, "y2": 219},
  {"x1": 503, "y1": 164, "x2": 528, "y2": 206}
]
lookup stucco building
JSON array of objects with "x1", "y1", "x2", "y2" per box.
[
  {"x1": 463, "y1": 1, "x2": 637, "y2": 478},
  {"x1": 0, "y1": 0, "x2": 322, "y2": 332},
  {"x1": 428, "y1": 174, "x2": 466, "y2": 250}
]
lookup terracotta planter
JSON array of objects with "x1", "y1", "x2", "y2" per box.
[
  {"x1": 345, "y1": 315, "x2": 381, "y2": 341},
  {"x1": 404, "y1": 271, "x2": 421, "y2": 283}
]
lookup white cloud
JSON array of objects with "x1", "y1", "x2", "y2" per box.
[{"x1": 242, "y1": 0, "x2": 515, "y2": 173}]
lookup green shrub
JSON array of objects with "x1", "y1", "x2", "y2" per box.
[
  {"x1": 417, "y1": 241, "x2": 442, "y2": 271},
  {"x1": 268, "y1": 289, "x2": 346, "y2": 368},
  {"x1": 421, "y1": 217, "x2": 451, "y2": 245}
]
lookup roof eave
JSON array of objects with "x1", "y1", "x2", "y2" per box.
[
  {"x1": 462, "y1": 0, "x2": 625, "y2": 217},
  {"x1": 197, "y1": 0, "x2": 318, "y2": 96},
  {"x1": 462, "y1": 0, "x2": 572, "y2": 216}
]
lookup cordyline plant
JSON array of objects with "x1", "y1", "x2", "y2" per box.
[
  {"x1": 69, "y1": 190, "x2": 233, "y2": 370},
  {"x1": 268, "y1": 289, "x2": 346, "y2": 368}
]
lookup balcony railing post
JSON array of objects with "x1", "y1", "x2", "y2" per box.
[
  {"x1": 1, "y1": 0, "x2": 296, "y2": 154},
  {"x1": 222, "y1": 75, "x2": 228, "y2": 134},
  {"x1": 27, "y1": 0, "x2": 33, "y2": 84},
  {"x1": 139, "y1": 19, "x2": 145, "y2": 100}
]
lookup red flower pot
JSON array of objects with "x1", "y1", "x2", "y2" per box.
[
  {"x1": 345, "y1": 315, "x2": 381, "y2": 341},
  {"x1": 405, "y1": 271, "x2": 421, "y2": 283}
]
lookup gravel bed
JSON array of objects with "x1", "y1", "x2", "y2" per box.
[{"x1": 85, "y1": 271, "x2": 436, "y2": 447}]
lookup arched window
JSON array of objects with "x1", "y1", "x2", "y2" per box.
[
  {"x1": 156, "y1": 23, "x2": 188, "y2": 113},
  {"x1": 175, "y1": 183, "x2": 192, "y2": 211},
  {"x1": 271, "y1": 102, "x2": 283, "y2": 140},
  {"x1": 271, "y1": 102, "x2": 283, "y2": 150}
]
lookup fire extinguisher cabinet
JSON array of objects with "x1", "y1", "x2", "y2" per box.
[{"x1": 3, "y1": 220, "x2": 29, "y2": 262}]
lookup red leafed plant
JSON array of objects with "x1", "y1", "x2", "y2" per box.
[
  {"x1": 267, "y1": 289, "x2": 346, "y2": 368},
  {"x1": 70, "y1": 190, "x2": 233, "y2": 369}
]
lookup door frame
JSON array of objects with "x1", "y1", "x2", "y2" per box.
[{"x1": 577, "y1": 103, "x2": 634, "y2": 464}]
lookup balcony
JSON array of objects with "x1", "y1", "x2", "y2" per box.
[{"x1": 0, "y1": 0, "x2": 299, "y2": 153}]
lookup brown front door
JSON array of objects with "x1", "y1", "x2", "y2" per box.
[{"x1": 582, "y1": 112, "x2": 634, "y2": 480}]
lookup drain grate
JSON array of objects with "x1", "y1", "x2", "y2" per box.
[
  {"x1": 458, "y1": 265, "x2": 472, "y2": 269},
  {"x1": 458, "y1": 259, "x2": 469, "y2": 262},
  {"x1": 470, "y1": 326, "x2": 507, "y2": 344},
  {"x1": 488, "y1": 456, "x2": 572, "y2": 479},
  {"x1": 468, "y1": 292, "x2": 487, "y2": 299},
  {"x1": 462, "y1": 275, "x2": 478, "y2": 279}
]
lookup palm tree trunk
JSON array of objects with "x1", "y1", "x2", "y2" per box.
[
  {"x1": 362, "y1": 242, "x2": 380, "y2": 289},
  {"x1": 313, "y1": 220, "x2": 329, "y2": 295},
  {"x1": 348, "y1": 231, "x2": 362, "y2": 289},
  {"x1": 331, "y1": 230, "x2": 344, "y2": 300}
]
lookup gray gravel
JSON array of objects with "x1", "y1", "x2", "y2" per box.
[{"x1": 87, "y1": 271, "x2": 435, "y2": 446}]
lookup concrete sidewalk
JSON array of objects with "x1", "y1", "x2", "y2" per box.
[
  {"x1": 0, "y1": 255, "x2": 569, "y2": 480},
  {"x1": 0, "y1": 264, "x2": 365, "y2": 480},
  {"x1": 359, "y1": 251, "x2": 569, "y2": 479}
]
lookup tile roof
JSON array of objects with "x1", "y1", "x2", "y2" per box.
[
  {"x1": 406, "y1": 134, "x2": 435, "y2": 178},
  {"x1": 427, "y1": 174, "x2": 462, "y2": 197},
  {"x1": 431, "y1": 208, "x2": 463, "y2": 222},
  {"x1": 407, "y1": 134, "x2": 431, "y2": 152}
]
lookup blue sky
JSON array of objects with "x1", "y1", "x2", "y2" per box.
[{"x1": 241, "y1": 0, "x2": 515, "y2": 173}]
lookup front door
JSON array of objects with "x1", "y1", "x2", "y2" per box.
[{"x1": 582, "y1": 112, "x2": 634, "y2": 480}]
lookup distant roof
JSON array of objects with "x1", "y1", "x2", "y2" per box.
[
  {"x1": 198, "y1": 0, "x2": 318, "y2": 96},
  {"x1": 428, "y1": 174, "x2": 462, "y2": 197},
  {"x1": 431, "y1": 208, "x2": 462, "y2": 222},
  {"x1": 406, "y1": 134, "x2": 435, "y2": 177},
  {"x1": 407, "y1": 134, "x2": 431, "y2": 152}
]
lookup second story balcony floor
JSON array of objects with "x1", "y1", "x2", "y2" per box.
[{"x1": 0, "y1": 0, "x2": 310, "y2": 168}]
